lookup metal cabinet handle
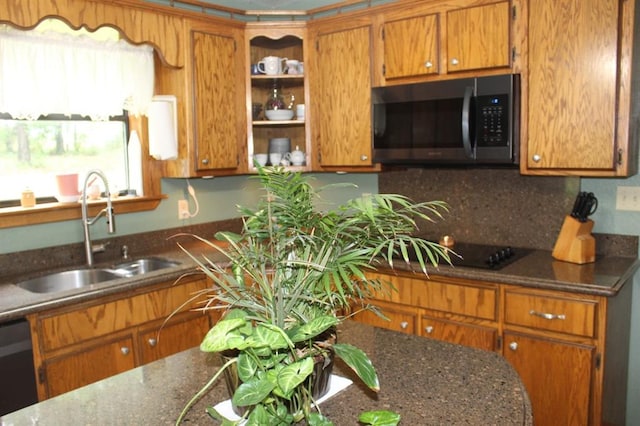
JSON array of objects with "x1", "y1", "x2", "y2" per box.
[
  {"x1": 532, "y1": 154, "x2": 541, "y2": 162},
  {"x1": 529, "y1": 310, "x2": 566, "y2": 321},
  {"x1": 509, "y1": 342, "x2": 518, "y2": 351},
  {"x1": 450, "y1": 58, "x2": 459, "y2": 65},
  {"x1": 400, "y1": 321, "x2": 409, "y2": 329},
  {"x1": 120, "y1": 346, "x2": 130, "y2": 355},
  {"x1": 201, "y1": 158, "x2": 210, "y2": 165},
  {"x1": 360, "y1": 154, "x2": 368, "y2": 161},
  {"x1": 425, "y1": 325, "x2": 434, "y2": 334},
  {"x1": 148, "y1": 338, "x2": 157, "y2": 347},
  {"x1": 425, "y1": 61, "x2": 433, "y2": 68}
]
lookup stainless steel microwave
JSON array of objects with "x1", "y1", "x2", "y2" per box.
[{"x1": 372, "y1": 74, "x2": 520, "y2": 166}]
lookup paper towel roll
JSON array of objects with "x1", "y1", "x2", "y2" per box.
[{"x1": 148, "y1": 96, "x2": 178, "y2": 160}]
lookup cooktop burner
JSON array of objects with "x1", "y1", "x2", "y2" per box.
[{"x1": 399, "y1": 241, "x2": 533, "y2": 270}]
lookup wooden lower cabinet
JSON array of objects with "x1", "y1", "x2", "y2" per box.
[
  {"x1": 503, "y1": 331, "x2": 594, "y2": 426},
  {"x1": 28, "y1": 277, "x2": 217, "y2": 400},
  {"x1": 354, "y1": 270, "x2": 632, "y2": 426}
]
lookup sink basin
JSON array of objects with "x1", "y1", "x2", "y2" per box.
[
  {"x1": 110, "y1": 257, "x2": 181, "y2": 277},
  {"x1": 16, "y1": 269, "x2": 122, "y2": 294}
]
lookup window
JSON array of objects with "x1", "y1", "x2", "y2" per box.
[
  {"x1": 0, "y1": 113, "x2": 129, "y2": 205},
  {"x1": 0, "y1": 19, "x2": 154, "y2": 205}
]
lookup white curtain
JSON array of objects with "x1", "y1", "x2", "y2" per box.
[{"x1": 0, "y1": 26, "x2": 154, "y2": 120}]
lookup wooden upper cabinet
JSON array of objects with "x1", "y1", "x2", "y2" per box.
[
  {"x1": 383, "y1": 14, "x2": 439, "y2": 79},
  {"x1": 446, "y1": 1, "x2": 511, "y2": 73},
  {"x1": 310, "y1": 22, "x2": 375, "y2": 168},
  {"x1": 192, "y1": 29, "x2": 242, "y2": 172},
  {"x1": 522, "y1": 0, "x2": 638, "y2": 176}
]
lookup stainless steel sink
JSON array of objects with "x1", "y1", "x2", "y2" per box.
[
  {"x1": 110, "y1": 257, "x2": 181, "y2": 277},
  {"x1": 14, "y1": 257, "x2": 181, "y2": 294},
  {"x1": 15, "y1": 269, "x2": 123, "y2": 294}
]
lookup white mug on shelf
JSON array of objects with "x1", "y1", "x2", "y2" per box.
[
  {"x1": 269, "y1": 152, "x2": 283, "y2": 165},
  {"x1": 254, "y1": 153, "x2": 268, "y2": 167},
  {"x1": 257, "y1": 56, "x2": 286, "y2": 75},
  {"x1": 285, "y1": 59, "x2": 300, "y2": 75},
  {"x1": 295, "y1": 104, "x2": 305, "y2": 121}
]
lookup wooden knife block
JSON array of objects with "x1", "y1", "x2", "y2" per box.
[{"x1": 552, "y1": 216, "x2": 595, "y2": 264}]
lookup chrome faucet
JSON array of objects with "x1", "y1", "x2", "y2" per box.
[{"x1": 81, "y1": 169, "x2": 116, "y2": 266}]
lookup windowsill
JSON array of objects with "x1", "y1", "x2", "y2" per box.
[{"x1": 0, "y1": 195, "x2": 166, "y2": 229}]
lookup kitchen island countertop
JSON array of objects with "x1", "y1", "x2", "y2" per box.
[{"x1": 0, "y1": 320, "x2": 532, "y2": 425}]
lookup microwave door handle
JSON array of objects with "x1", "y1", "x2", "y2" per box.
[{"x1": 461, "y1": 86, "x2": 474, "y2": 158}]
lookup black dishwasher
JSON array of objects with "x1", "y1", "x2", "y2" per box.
[{"x1": 0, "y1": 319, "x2": 38, "y2": 416}]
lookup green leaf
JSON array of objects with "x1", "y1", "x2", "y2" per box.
[
  {"x1": 288, "y1": 315, "x2": 339, "y2": 342},
  {"x1": 332, "y1": 343, "x2": 379, "y2": 391},
  {"x1": 358, "y1": 410, "x2": 401, "y2": 426},
  {"x1": 232, "y1": 377, "x2": 276, "y2": 407},
  {"x1": 237, "y1": 351, "x2": 258, "y2": 382},
  {"x1": 277, "y1": 357, "x2": 314, "y2": 395},
  {"x1": 250, "y1": 323, "x2": 290, "y2": 350},
  {"x1": 308, "y1": 412, "x2": 334, "y2": 426},
  {"x1": 200, "y1": 318, "x2": 248, "y2": 352}
]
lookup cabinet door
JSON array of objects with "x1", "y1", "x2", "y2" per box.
[
  {"x1": 503, "y1": 331, "x2": 593, "y2": 425},
  {"x1": 192, "y1": 30, "x2": 241, "y2": 171},
  {"x1": 525, "y1": 0, "x2": 619, "y2": 172},
  {"x1": 446, "y1": 2, "x2": 510, "y2": 72},
  {"x1": 421, "y1": 316, "x2": 496, "y2": 352},
  {"x1": 44, "y1": 337, "x2": 135, "y2": 398},
  {"x1": 313, "y1": 25, "x2": 373, "y2": 167},
  {"x1": 383, "y1": 14, "x2": 438, "y2": 79},
  {"x1": 138, "y1": 314, "x2": 211, "y2": 365}
]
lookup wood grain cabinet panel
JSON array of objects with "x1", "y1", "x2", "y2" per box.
[
  {"x1": 383, "y1": 14, "x2": 439, "y2": 79},
  {"x1": 310, "y1": 21, "x2": 375, "y2": 168},
  {"x1": 353, "y1": 300, "x2": 418, "y2": 335},
  {"x1": 504, "y1": 290, "x2": 597, "y2": 337},
  {"x1": 503, "y1": 331, "x2": 593, "y2": 426},
  {"x1": 192, "y1": 30, "x2": 242, "y2": 172},
  {"x1": 446, "y1": 1, "x2": 511, "y2": 73},
  {"x1": 421, "y1": 315, "x2": 496, "y2": 351},
  {"x1": 43, "y1": 336, "x2": 136, "y2": 398},
  {"x1": 138, "y1": 314, "x2": 211, "y2": 365},
  {"x1": 523, "y1": 0, "x2": 638, "y2": 176}
]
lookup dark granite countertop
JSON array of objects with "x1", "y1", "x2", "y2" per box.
[
  {"x1": 0, "y1": 321, "x2": 533, "y2": 425},
  {"x1": 1, "y1": 240, "x2": 638, "y2": 323}
]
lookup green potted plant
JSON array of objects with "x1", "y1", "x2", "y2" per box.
[{"x1": 175, "y1": 166, "x2": 451, "y2": 426}]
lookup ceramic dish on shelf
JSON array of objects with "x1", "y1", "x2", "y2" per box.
[{"x1": 265, "y1": 109, "x2": 294, "y2": 121}]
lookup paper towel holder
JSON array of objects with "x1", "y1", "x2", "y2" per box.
[{"x1": 149, "y1": 95, "x2": 178, "y2": 160}]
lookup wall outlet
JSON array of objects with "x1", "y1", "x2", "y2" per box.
[
  {"x1": 178, "y1": 199, "x2": 190, "y2": 219},
  {"x1": 615, "y1": 186, "x2": 640, "y2": 211}
]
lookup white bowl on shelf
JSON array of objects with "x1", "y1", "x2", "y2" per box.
[
  {"x1": 56, "y1": 194, "x2": 80, "y2": 203},
  {"x1": 265, "y1": 109, "x2": 294, "y2": 121}
]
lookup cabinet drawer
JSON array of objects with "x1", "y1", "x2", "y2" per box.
[
  {"x1": 421, "y1": 316, "x2": 497, "y2": 352},
  {"x1": 353, "y1": 303, "x2": 417, "y2": 335},
  {"x1": 504, "y1": 291, "x2": 597, "y2": 337}
]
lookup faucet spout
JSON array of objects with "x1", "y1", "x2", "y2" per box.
[{"x1": 81, "y1": 169, "x2": 116, "y2": 266}]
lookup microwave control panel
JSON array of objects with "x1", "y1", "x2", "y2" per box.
[{"x1": 476, "y1": 94, "x2": 509, "y2": 147}]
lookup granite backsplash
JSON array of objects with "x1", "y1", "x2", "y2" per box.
[{"x1": 378, "y1": 167, "x2": 638, "y2": 255}]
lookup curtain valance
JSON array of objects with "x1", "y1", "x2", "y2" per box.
[{"x1": 0, "y1": 26, "x2": 154, "y2": 120}]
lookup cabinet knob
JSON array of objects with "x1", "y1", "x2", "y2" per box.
[
  {"x1": 425, "y1": 325, "x2": 434, "y2": 334},
  {"x1": 360, "y1": 154, "x2": 368, "y2": 161},
  {"x1": 532, "y1": 154, "x2": 541, "y2": 162},
  {"x1": 201, "y1": 158, "x2": 210, "y2": 165},
  {"x1": 424, "y1": 61, "x2": 433, "y2": 69},
  {"x1": 120, "y1": 346, "x2": 130, "y2": 355},
  {"x1": 509, "y1": 342, "x2": 518, "y2": 351},
  {"x1": 400, "y1": 321, "x2": 409, "y2": 329},
  {"x1": 450, "y1": 58, "x2": 459, "y2": 66},
  {"x1": 148, "y1": 338, "x2": 157, "y2": 347}
]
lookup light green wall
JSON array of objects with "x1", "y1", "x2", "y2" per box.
[
  {"x1": 0, "y1": 173, "x2": 379, "y2": 254},
  {"x1": 581, "y1": 173, "x2": 640, "y2": 426}
]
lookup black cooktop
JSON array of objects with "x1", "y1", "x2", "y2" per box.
[{"x1": 399, "y1": 241, "x2": 533, "y2": 270}]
